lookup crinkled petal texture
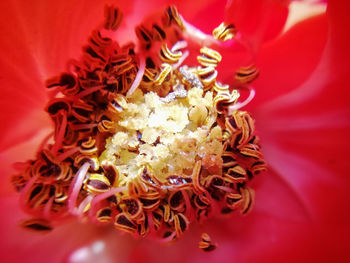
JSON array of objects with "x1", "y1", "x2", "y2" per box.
[{"x1": 1, "y1": 0, "x2": 350, "y2": 263}]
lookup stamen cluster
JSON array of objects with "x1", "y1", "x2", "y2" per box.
[{"x1": 12, "y1": 5, "x2": 266, "y2": 246}]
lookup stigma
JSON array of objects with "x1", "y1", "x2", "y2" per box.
[{"x1": 12, "y1": 5, "x2": 266, "y2": 246}]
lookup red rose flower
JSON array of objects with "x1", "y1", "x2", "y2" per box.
[{"x1": 0, "y1": 0, "x2": 349, "y2": 262}]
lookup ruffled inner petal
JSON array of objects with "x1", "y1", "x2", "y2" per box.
[
  {"x1": 252, "y1": 13, "x2": 328, "y2": 107},
  {"x1": 251, "y1": 169, "x2": 311, "y2": 221},
  {"x1": 180, "y1": 0, "x2": 226, "y2": 33},
  {"x1": 254, "y1": 0, "x2": 350, "y2": 224},
  {"x1": 224, "y1": 0, "x2": 289, "y2": 50}
]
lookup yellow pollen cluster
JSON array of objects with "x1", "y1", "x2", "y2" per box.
[{"x1": 101, "y1": 87, "x2": 223, "y2": 185}]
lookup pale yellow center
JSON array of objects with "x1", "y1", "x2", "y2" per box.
[{"x1": 99, "y1": 87, "x2": 224, "y2": 186}]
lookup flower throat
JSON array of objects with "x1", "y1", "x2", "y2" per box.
[{"x1": 11, "y1": 5, "x2": 266, "y2": 250}]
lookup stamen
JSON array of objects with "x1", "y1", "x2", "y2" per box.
[
  {"x1": 197, "y1": 47, "x2": 222, "y2": 67},
  {"x1": 19, "y1": 174, "x2": 39, "y2": 212},
  {"x1": 235, "y1": 65, "x2": 259, "y2": 84},
  {"x1": 104, "y1": 5, "x2": 123, "y2": 31},
  {"x1": 199, "y1": 233, "x2": 217, "y2": 252},
  {"x1": 43, "y1": 196, "x2": 54, "y2": 219},
  {"x1": 212, "y1": 22, "x2": 237, "y2": 41},
  {"x1": 68, "y1": 162, "x2": 90, "y2": 214},
  {"x1": 154, "y1": 63, "x2": 172, "y2": 85},
  {"x1": 181, "y1": 190, "x2": 193, "y2": 220},
  {"x1": 57, "y1": 147, "x2": 80, "y2": 162},
  {"x1": 171, "y1": 40, "x2": 188, "y2": 52},
  {"x1": 160, "y1": 43, "x2": 182, "y2": 64},
  {"x1": 70, "y1": 123, "x2": 98, "y2": 131},
  {"x1": 37, "y1": 131, "x2": 54, "y2": 153},
  {"x1": 228, "y1": 88, "x2": 256, "y2": 114},
  {"x1": 73, "y1": 85, "x2": 105, "y2": 100},
  {"x1": 76, "y1": 195, "x2": 94, "y2": 217},
  {"x1": 89, "y1": 187, "x2": 127, "y2": 218},
  {"x1": 51, "y1": 111, "x2": 67, "y2": 154},
  {"x1": 172, "y1": 50, "x2": 189, "y2": 69},
  {"x1": 155, "y1": 231, "x2": 177, "y2": 243},
  {"x1": 182, "y1": 18, "x2": 218, "y2": 45},
  {"x1": 20, "y1": 218, "x2": 53, "y2": 233},
  {"x1": 126, "y1": 55, "x2": 145, "y2": 96},
  {"x1": 213, "y1": 185, "x2": 237, "y2": 193}
]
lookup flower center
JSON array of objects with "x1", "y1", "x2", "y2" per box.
[
  {"x1": 101, "y1": 80, "x2": 222, "y2": 187},
  {"x1": 12, "y1": 5, "x2": 266, "y2": 249}
]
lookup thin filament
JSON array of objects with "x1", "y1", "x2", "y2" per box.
[
  {"x1": 127, "y1": 55, "x2": 145, "y2": 97},
  {"x1": 68, "y1": 162, "x2": 91, "y2": 214}
]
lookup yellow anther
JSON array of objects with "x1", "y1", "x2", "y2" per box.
[
  {"x1": 197, "y1": 47, "x2": 222, "y2": 67},
  {"x1": 213, "y1": 89, "x2": 239, "y2": 114},
  {"x1": 241, "y1": 187, "x2": 255, "y2": 215},
  {"x1": 197, "y1": 66, "x2": 217, "y2": 86},
  {"x1": 154, "y1": 63, "x2": 172, "y2": 85},
  {"x1": 159, "y1": 43, "x2": 182, "y2": 64},
  {"x1": 109, "y1": 94, "x2": 128, "y2": 113},
  {"x1": 163, "y1": 6, "x2": 185, "y2": 30},
  {"x1": 85, "y1": 173, "x2": 111, "y2": 194},
  {"x1": 213, "y1": 22, "x2": 237, "y2": 41},
  {"x1": 213, "y1": 82, "x2": 229, "y2": 93},
  {"x1": 202, "y1": 47, "x2": 222, "y2": 62},
  {"x1": 235, "y1": 65, "x2": 259, "y2": 84}
]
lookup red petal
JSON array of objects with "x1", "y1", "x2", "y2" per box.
[
  {"x1": 0, "y1": 0, "x2": 227, "y2": 75},
  {"x1": 180, "y1": 0, "x2": 226, "y2": 33},
  {"x1": 66, "y1": 233, "x2": 138, "y2": 263},
  {"x1": 252, "y1": 0, "x2": 350, "y2": 228},
  {"x1": 252, "y1": 13, "x2": 328, "y2": 107},
  {"x1": 0, "y1": 194, "x2": 132, "y2": 263},
  {"x1": 0, "y1": 128, "x2": 51, "y2": 195},
  {"x1": 0, "y1": 108, "x2": 51, "y2": 152},
  {"x1": 252, "y1": 169, "x2": 311, "y2": 221},
  {"x1": 224, "y1": 0, "x2": 289, "y2": 50},
  {"x1": 123, "y1": 213, "x2": 350, "y2": 263},
  {"x1": 0, "y1": 2, "x2": 51, "y2": 151},
  {"x1": 0, "y1": 0, "x2": 117, "y2": 76}
]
